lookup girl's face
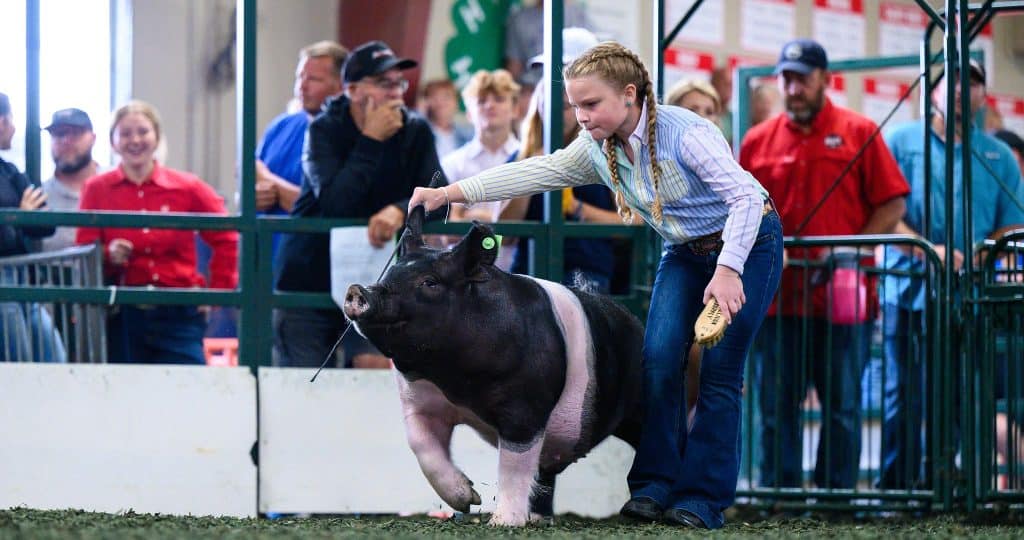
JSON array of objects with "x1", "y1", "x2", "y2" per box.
[
  {"x1": 565, "y1": 75, "x2": 635, "y2": 142},
  {"x1": 112, "y1": 112, "x2": 158, "y2": 169}
]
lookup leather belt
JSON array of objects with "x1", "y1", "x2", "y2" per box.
[{"x1": 686, "y1": 201, "x2": 774, "y2": 256}]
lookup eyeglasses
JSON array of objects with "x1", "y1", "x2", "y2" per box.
[{"x1": 368, "y1": 77, "x2": 410, "y2": 92}]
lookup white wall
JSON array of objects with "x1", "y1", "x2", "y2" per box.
[{"x1": 131, "y1": 0, "x2": 337, "y2": 208}]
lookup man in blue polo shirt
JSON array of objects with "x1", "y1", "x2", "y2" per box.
[
  {"x1": 880, "y1": 59, "x2": 1024, "y2": 488},
  {"x1": 255, "y1": 41, "x2": 348, "y2": 271}
]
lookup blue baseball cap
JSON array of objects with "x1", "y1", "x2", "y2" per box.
[
  {"x1": 43, "y1": 108, "x2": 93, "y2": 131},
  {"x1": 774, "y1": 39, "x2": 829, "y2": 75}
]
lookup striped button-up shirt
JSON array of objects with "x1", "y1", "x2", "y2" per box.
[{"x1": 457, "y1": 104, "x2": 768, "y2": 273}]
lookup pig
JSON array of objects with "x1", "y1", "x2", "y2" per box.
[{"x1": 342, "y1": 206, "x2": 644, "y2": 526}]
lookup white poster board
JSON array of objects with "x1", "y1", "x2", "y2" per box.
[
  {"x1": 812, "y1": 0, "x2": 865, "y2": 61},
  {"x1": 663, "y1": 47, "x2": 715, "y2": 95},
  {"x1": 741, "y1": 0, "x2": 795, "y2": 55},
  {"x1": 863, "y1": 77, "x2": 916, "y2": 127},
  {"x1": 330, "y1": 227, "x2": 395, "y2": 309},
  {"x1": 665, "y1": 0, "x2": 725, "y2": 45}
]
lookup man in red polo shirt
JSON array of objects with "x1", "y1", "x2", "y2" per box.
[{"x1": 739, "y1": 39, "x2": 908, "y2": 490}]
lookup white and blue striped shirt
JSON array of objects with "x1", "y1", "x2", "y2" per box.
[{"x1": 457, "y1": 104, "x2": 768, "y2": 274}]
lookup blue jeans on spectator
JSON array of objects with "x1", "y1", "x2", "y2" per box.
[
  {"x1": 1, "y1": 267, "x2": 66, "y2": 363},
  {"x1": 880, "y1": 303, "x2": 928, "y2": 489},
  {"x1": 756, "y1": 316, "x2": 872, "y2": 489},
  {"x1": 627, "y1": 210, "x2": 782, "y2": 529},
  {"x1": 107, "y1": 305, "x2": 206, "y2": 364}
]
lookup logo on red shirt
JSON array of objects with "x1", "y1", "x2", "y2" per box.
[{"x1": 824, "y1": 134, "x2": 843, "y2": 149}]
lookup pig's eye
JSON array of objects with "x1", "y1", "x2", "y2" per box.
[{"x1": 419, "y1": 277, "x2": 439, "y2": 289}]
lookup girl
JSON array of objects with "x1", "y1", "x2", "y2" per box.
[
  {"x1": 409, "y1": 41, "x2": 783, "y2": 529},
  {"x1": 77, "y1": 101, "x2": 238, "y2": 364}
]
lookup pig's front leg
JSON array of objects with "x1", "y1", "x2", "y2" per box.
[
  {"x1": 490, "y1": 433, "x2": 545, "y2": 527},
  {"x1": 404, "y1": 411, "x2": 481, "y2": 512}
]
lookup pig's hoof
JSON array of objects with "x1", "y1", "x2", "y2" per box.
[
  {"x1": 529, "y1": 513, "x2": 554, "y2": 526},
  {"x1": 488, "y1": 510, "x2": 529, "y2": 527},
  {"x1": 444, "y1": 486, "x2": 481, "y2": 513}
]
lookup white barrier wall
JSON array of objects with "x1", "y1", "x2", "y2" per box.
[
  {"x1": 0, "y1": 365, "x2": 633, "y2": 518},
  {"x1": 0, "y1": 364, "x2": 257, "y2": 517},
  {"x1": 258, "y1": 368, "x2": 633, "y2": 517}
]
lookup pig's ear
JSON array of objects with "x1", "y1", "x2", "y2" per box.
[
  {"x1": 452, "y1": 221, "x2": 498, "y2": 280},
  {"x1": 400, "y1": 205, "x2": 427, "y2": 256}
]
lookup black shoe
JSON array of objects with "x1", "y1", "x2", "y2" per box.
[
  {"x1": 620, "y1": 496, "x2": 664, "y2": 522},
  {"x1": 663, "y1": 508, "x2": 708, "y2": 529}
]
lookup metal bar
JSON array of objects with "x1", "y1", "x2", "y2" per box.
[
  {"x1": 25, "y1": 0, "x2": 41, "y2": 184},
  {"x1": 541, "y1": 0, "x2": 565, "y2": 284},
  {"x1": 661, "y1": 0, "x2": 704, "y2": 50},
  {"x1": 913, "y1": 0, "x2": 948, "y2": 29},
  {"x1": 0, "y1": 286, "x2": 241, "y2": 306},
  {"x1": 655, "y1": 0, "x2": 665, "y2": 97},
  {"x1": 236, "y1": 0, "x2": 260, "y2": 373}
]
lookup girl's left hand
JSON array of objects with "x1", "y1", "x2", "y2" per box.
[{"x1": 703, "y1": 265, "x2": 746, "y2": 324}]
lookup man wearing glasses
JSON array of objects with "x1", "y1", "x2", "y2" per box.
[
  {"x1": 41, "y1": 108, "x2": 98, "y2": 252},
  {"x1": 274, "y1": 40, "x2": 443, "y2": 369}
]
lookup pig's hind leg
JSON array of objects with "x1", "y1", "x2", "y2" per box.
[
  {"x1": 490, "y1": 433, "x2": 545, "y2": 526},
  {"x1": 404, "y1": 411, "x2": 482, "y2": 512}
]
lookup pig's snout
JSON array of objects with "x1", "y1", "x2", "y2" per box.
[{"x1": 343, "y1": 285, "x2": 372, "y2": 320}]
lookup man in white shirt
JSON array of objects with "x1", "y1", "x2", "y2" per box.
[{"x1": 442, "y1": 69, "x2": 521, "y2": 224}]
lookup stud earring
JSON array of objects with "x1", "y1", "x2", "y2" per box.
[{"x1": 625, "y1": 100, "x2": 632, "y2": 107}]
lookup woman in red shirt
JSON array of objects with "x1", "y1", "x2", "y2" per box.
[{"x1": 77, "y1": 101, "x2": 238, "y2": 364}]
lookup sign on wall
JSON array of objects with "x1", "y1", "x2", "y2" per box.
[
  {"x1": 741, "y1": 0, "x2": 795, "y2": 55},
  {"x1": 813, "y1": 0, "x2": 865, "y2": 61},
  {"x1": 863, "y1": 77, "x2": 916, "y2": 127},
  {"x1": 989, "y1": 94, "x2": 1024, "y2": 136},
  {"x1": 663, "y1": 47, "x2": 715, "y2": 94},
  {"x1": 665, "y1": 0, "x2": 725, "y2": 45},
  {"x1": 878, "y1": 1, "x2": 929, "y2": 57},
  {"x1": 445, "y1": 0, "x2": 512, "y2": 88}
]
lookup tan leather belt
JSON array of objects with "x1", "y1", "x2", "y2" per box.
[{"x1": 686, "y1": 201, "x2": 774, "y2": 256}]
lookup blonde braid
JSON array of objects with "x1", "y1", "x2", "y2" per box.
[
  {"x1": 644, "y1": 80, "x2": 664, "y2": 224},
  {"x1": 603, "y1": 138, "x2": 633, "y2": 223}
]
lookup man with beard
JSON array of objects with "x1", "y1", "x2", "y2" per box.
[
  {"x1": 41, "y1": 108, "x2": 98, "y2": 251},
  {"x1": 739, "y1": 39, "x2": 908, "y2": 490}
]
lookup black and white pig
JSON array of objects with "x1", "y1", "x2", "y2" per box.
[{"x1": 342, "y1": 206, "x2": 644, "y2": 526}]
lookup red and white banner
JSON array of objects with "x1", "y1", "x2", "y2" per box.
[
  {"x1": 663, "y1": 48, "x2": 715, "y2": 93},
  {"x1": 813, "y1": 0, "x2": 865, "y2": 60},
  {"x1": 826, "y1": 73, "x2": 847, "y2": 108},
  {"x1": 862, "y1": 77, "x2": 916, "y2": 127},
  {"x1": 741, "y1": 0, "x2": 795, "y2": 55},
  {"x1": 878, "y1": 1, "x2": 929, "y2": 57},
  {"x1": 988, "y1": 94, "x2": 1024, "y2": 136}
]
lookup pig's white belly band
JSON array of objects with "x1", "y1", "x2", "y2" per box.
[{"x1": 527, "y1": 277, "x2": 595, "y2": 466}]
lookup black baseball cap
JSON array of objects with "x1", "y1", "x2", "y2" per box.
[
  {"x1": 342, "y1": 41, "x2": 417, "y2": 83},
  {"x1": 774, "y1": 39, "x2": 829, "y2": 75},
  {"x1": 44, "y1": 108, "x2": 92, "y2": 131}
]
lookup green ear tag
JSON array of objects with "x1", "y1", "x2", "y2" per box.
[{"x1": 482, "y1": 236, "x2": 496, "y2": 250}]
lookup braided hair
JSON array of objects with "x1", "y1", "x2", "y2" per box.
[{"x1": 563, "y1": 41, "x2": 663, "y2": 224}]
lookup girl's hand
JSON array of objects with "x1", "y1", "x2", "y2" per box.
[
  {"x1": 703, "y1": 265, "x2": 746, "y2": 324},
  {"x1": 107, "y1": 238, "x2": 133, "y2": 266},
  {"x1": 408, "y1": 186, "x2": 449, "y2": 213}
]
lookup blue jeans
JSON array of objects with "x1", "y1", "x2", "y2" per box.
[
  {"x1": 756, "y1": 316, "x2": 872, "y2": 489},
  {"x1": 1, "y1": 268, "x2": 66, "y2": 363},
  {"x1": 627, "y1": 210, "x2": 783, "y2": 529},
  {"x1": 879, "y1": 304, "x2": 928, "y2": 489},
  {"x1": 107, "y1": 305, "x2": 206, "y2": 364}
]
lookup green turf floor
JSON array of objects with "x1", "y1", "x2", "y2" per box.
[{"x1": 4, "y1": 509, "x2": 1024, "y2": 539}]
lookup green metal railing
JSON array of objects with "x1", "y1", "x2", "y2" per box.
[{"x1": 0, "y1": 0, "x2": 657, "y2": 372}]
